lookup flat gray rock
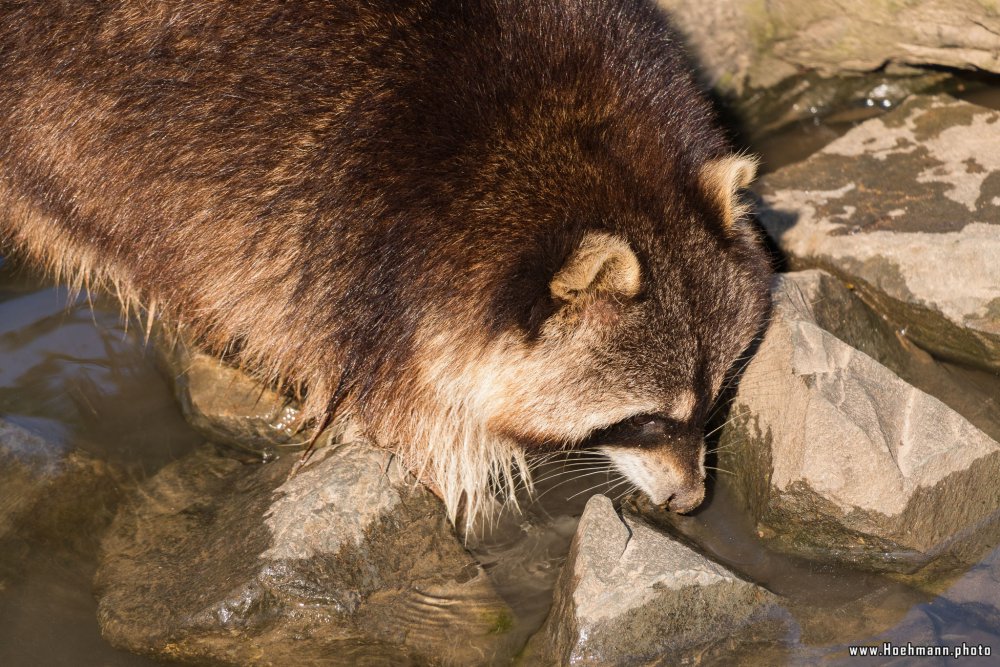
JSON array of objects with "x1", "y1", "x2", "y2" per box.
[
  {"x1": 95, "y1": 436, "x2": 520, "y2": 665},
  {"x1": 757, "y1": 95, "x2": 1000, "y2": 373},
  {"x1": 525, "y1": 495, "x2": 784, "y2": 666},
  {"x1": 722, "y1": 271, "x2": 1000, "y2": 574}
]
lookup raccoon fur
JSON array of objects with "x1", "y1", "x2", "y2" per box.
[{"x1": 0, "y1": 0, "x2": 771, "y2": 524}]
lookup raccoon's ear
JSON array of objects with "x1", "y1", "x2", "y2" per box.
[
  {"x1": 550, "y1": 232, "x2": 641, "y2": 303},
  {"x1": 700, "y1": 154, "x2": 758, "y2": 228}
]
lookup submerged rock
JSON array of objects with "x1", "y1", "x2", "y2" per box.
[
  {"x1": 155, "y1": 336, "x2": 302, "y2": 454},
  {"x1": 525, "y1": 495, "x2": 785, "y2": 665},
  {"x1": 722, "y1": 270, "x2": 1000, "y2": 575},
  {"x1": 757, "y1": 95, "x2": 1000, "y2": 374},
  {"x1": 0, "y1": 418, "x2": 121, "y2": 577},
  {"x1": 95, "y1": 436, "x2": 519, "y2": 665}
]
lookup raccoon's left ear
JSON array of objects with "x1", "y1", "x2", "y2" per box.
[
  {"x1": 699, "y1": 154, "x2": 758, "y2": 229},
  {"x1": 550, "y1": 232, "x2": 642, "y2": 304}
]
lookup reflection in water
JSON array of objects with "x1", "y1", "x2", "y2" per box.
[
  {"x1": 0, "y1": 267, "x2": 200, "y2": 473},
  {"x1": 467, "y1": 455, "x2": 626, "y2": 634}
]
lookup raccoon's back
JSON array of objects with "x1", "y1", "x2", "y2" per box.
[
  {"x1": 0, "y1": 1, "x2": 477, "y2": 404},
  {"x1": 0, "y1": 0, "x2": 726, "y2": 415}
]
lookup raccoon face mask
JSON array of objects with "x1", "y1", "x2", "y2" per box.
[{"x1": 485, "y1": 156, "x2": 768, "y2": 515}]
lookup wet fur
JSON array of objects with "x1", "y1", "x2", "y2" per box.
[{"x1": 0, "y1": 0, "x2": 771, "y2": 523}]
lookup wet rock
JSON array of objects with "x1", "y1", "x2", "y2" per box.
[
  {"x1": 154, "y1": 336, "x2": 302, "y2": 453},
  {"x1": 736, "y1": 71, "x2": 951, "y2": 142},
  {"x1": 525, "y1": 495, "x2": 784, "y2": 665},
  {"x1": 656, "y1": 1, "x2": 1000, "y2": 94},
  {"x1": 0, "y1": 418, "x2": 121, "y2": 578},
  {"x1": 722, "y1": 270, "x2": 1000, "y2": 574},
  {"x1": 94, "y1": 434, "x2": 520, "y2": 666},
  {"x1": 757, "y1": 95, "x2": 1000, "y2": 373}
]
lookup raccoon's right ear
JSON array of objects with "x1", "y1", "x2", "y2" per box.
[
  {"x1": 700, "y1": 154, "x2": 758, "y2": 229},
  {"x1": 550, "y1": 232, "x2": 642, "y2": 304}
]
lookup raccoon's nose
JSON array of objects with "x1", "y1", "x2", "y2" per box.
[
  {"x1": 599, "y1": 436, "x2": 707, "y2": 513},
  {"x1": 662, "y1": 482, "x2": 705, "y2": 514}
]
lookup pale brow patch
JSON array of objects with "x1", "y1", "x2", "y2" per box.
[{"x1": 669, "y1": 389, "x2": 697, "y2": 421}]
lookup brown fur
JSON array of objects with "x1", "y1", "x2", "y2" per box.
[{"x1": 0, "y1": 0, "x2": 771, "y2": 523}]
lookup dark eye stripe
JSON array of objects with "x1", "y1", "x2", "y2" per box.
[
  {"x1": 583, "y1": 412, "x2": 687, "y2": 449},
  {"x1": 628, "y1": 413, "x2": 657, "y2": 428}
]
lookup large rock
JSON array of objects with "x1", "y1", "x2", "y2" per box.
[
  {"x1": 757, "y1": 95, "x2": 1000, "y2": 374},
  {"x1": 525, "y1": 495, "x2": 784, "y2": 665},
  {"x1": 722, "y1": 270, "x2": 1000, "y2": 575},
  {"x1": 656, "y1": 0, "x2": 1000, "y2": 94},
  {"x1": 95, "y1": 436, "x2": 520, "y2": 665}
]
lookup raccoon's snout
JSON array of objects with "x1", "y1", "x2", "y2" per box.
[
  {"x1": 595, "y1": 414, "x2": 707, "y2": 514},
  {"x1": 657, "y1": 481, "x2": 706, "y2": 514}
]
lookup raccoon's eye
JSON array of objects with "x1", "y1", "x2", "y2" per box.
[
  {"x1": 585, "y1": 412, "x2": 682, "y2": 449},
  {"x1": 615, "y1": 413, "x2": 678, "y2": 439},
  {"x1": 628, "y1": 414, "x2": 657, "y2": 427}
]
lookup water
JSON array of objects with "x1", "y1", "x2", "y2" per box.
[
  {"x1": 0, "y1": 263, "x2": 201, "y2": 473},
  {"x1": 2, "y1": 74, "x2": 1000, "y2": 665},
  {"x1": 466, "y1": 456, "x2": 628, "y2": 633},
  {"x1": 0, "y1": 260, "x2": 200, "y2": 667}
]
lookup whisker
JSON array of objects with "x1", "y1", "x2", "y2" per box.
[
  {"x1": 532, "y1": 459, "x2": 610, "y2": 472},
  {"x1": 530, "y1": 465, "x2": 613, "y2": 487},
  {"x1": 567, "y1": 475, "x2": 630, "y2": 501},
  {"x1": 533, "y1": 469, "x2": 617, "y2": 502},
  {"x1": 613, "y1": 484, "x2": 638, "y2": 503},
  {"x1": 703, "y1": 412, "x2": 745, "y2": 440},
  {"x1": 527, "y1": 451, "x2": 606, "y2": 469}
]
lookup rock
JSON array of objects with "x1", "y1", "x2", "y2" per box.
[
  {"x1": 154, "y1": 336, "x2": 302, "y2": 454},
  {"x1": 94, "y1": 434, "x2": 520, "y2": 666},
  {"x1": 736, "y1": 71, "x2": 952, "y2": 143},
  {"x1": 655, "y1": 0, "x2": 1000, "y2": 94},
  {"x1": 0, "y1": 418, "x2": 121, "y2": 579},
  {"x1": 525, "y1": 495, "x2": 785, "y2": 665},
  {"x1": 653, "y1": 0, "x2": 764, "y2": 93},
  {"x1": 721, "y1": 270, "x2": 1000, "y2": 574},
  {"x1": 757, "y1": 95, "x2": 1000, "y2": 374}
]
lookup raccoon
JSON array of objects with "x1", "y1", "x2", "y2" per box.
[{"x1": 0, "y1": 0, "x2": 771, "y2": 523}]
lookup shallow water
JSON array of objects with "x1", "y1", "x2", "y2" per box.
[
  {"x1": 1, "y1": 75, "x2": 1000, "y2": 665},
  {"x1": 466, "y1": 456, "x2": 629, "y2": 633},
  {"x1": 0, "y1": 263, "x2": 202, "y2": 473},
  {"x1": 0, "y1": 260, "x2": 200, "y2": 667}
]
